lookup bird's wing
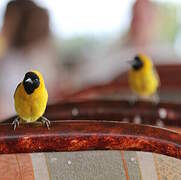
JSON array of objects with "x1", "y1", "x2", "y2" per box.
[{"x1": 14, "y1": 82, "x2": 21, "y2": 99}]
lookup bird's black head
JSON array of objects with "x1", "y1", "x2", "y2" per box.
[
  {"x1": 131, "y1": 56, "x2": 143, "y2": 70},
  {"x1": 23, "y1": 72, "x2": 40, "y2": 94}
]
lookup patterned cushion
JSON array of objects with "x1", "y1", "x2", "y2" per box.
[{"x1": 0, "y1": 151, "x2": 180, "y2": 180}]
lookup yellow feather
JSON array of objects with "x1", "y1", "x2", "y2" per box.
[
  {"x1": 14, "y1": 71, "x2": 48, "y2": 122},
  {"x1": 128, "y1": 54, "x2": 159, "y2": 97}
]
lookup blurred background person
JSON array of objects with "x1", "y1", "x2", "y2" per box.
[
  {"x1": 0, "y1": 0, "x2": 63, "y2": 119},
  {"x1": 128, "y1": 0, "x2": 157, "y2": 47},
  {"x1": 81, "y1": 0, "x2": 180, "y2": 86}
]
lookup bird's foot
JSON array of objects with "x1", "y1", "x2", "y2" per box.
[
  {"x1": 12, "y1": 117, "x2": 20, "y2": 130},
  {"x1": 41, "y1": 116, "x2": 50, "y2": 130}
]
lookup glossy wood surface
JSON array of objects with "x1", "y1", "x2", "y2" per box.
[{"x1": 0, "y1": 121, "x2": 180, "y2": 159}]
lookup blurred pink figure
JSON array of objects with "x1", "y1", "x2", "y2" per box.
[
  {"x1": 129, "y1": 0, "x2": 157, "y2": 46},
  {"x1": 0, "y1": 0, "x2": 61, "y2": 119}
]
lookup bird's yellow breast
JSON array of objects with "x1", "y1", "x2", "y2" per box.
[
  {"x1": 14, "y1": 83, "x2": 48, "y2": 122},
  {"x1": 129, "y1": 67, "x2": 159, "y2": 97}
]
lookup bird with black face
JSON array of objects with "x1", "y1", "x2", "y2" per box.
[
  {"x1": 13, "y1": 70, "x2": 50, "y2": 130},
  {"x1": 128, "y1": 54, "x2": 160, "y2": 103}
]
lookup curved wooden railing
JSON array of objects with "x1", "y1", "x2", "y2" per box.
[{"x1": 0, "y1": 120, "x2": 180, "y2": 159}]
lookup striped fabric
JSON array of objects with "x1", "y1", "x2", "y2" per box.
[{"x1": 0, "y1": 151, "x2": 180, "y2": 180}]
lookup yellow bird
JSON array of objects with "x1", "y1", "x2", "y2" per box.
[
  {"x1": 128, "y1": 54, "x2": 160, "y2": 102},
  {"x1": 13, "y1": 70, "x2": 50, "y2": 130}
]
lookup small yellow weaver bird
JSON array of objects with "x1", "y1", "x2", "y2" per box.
[
  {"x1": 128, "y1": 54, "x2": 160, "y2": 103},
  {"x1": 13, "y1": 70, "x2": 50, "y2": 130}
]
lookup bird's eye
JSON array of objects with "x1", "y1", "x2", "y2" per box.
[{"x1": 33, "y1": 78, "x2": 40, "y2": 88}]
